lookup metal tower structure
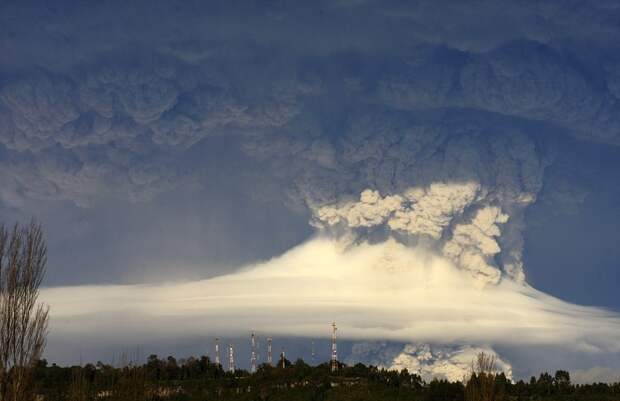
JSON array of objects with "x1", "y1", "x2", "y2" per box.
[
  {"x1": 228, "y1": 344, "x2": 235, "y2": 373},
  {"x1": 250, "y1": 332, "x2": 257, "y2": 373},
  {"x1": 280, "y1": 347, "x2": 286, "y2": 369},
  {"x1": 311, "y1": 340, "x2": 315, "y2": 364},
  {"x1": 331, "y1": 322, "x2": 338, "y2": 372},
  {"x1": 214, "y1": 338, "x2": 220, "y2": 366},
  {"x1": 267, "y1": 337, "x2": 273, "y2": 366}
]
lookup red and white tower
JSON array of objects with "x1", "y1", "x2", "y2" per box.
[
  {"x1": 267, "y1": 337, "x2": 273, "y2": 366},
  {"x1": 228, "y1": 344, "x2": 235, "y2": 373},
  {"x1": 331, "y1": 322, "x2": 338, "y2": 372},
  {"x1": 250, "y1": 332, "x2": 257, "y2": 373}
]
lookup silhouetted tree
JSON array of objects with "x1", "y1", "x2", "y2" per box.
[
  {"x1": 465, "y1": 352, "x2": 505, "y2": 401},
  {"x1": 0, "y1": 222, "x2": 49, "y2": 401},
  {"x1": 554, "y1": 369, "x2": 571, "y2": 390}
]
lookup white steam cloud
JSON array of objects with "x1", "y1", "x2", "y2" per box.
[{"x1": 43, "y1": 237, "x2": 620, "y2": 354}]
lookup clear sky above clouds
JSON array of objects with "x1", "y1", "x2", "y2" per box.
[{"x1": 1, "y1": 0, "x2": 620, "y2": 376}]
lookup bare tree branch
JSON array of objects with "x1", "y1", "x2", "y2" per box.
[{"x1": 0, "y1": 221, "x2": 49, "y2": 401}]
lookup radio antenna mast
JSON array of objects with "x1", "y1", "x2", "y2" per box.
[
  {"x1": 267, "y1": 337, "x2": 273, "y2": 366},
  {"x1": 331, "y1": 322, "x2": 338, "y2": 372},
  {"x1": 228, "y1": 344, "x2": 235, "y2": 373},
  {"x1": 250, "y1": 332, "x2": 257, "y2": 373}
]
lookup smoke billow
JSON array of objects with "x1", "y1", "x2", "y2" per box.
[
  {"x1": 245, "y1": 114, "x2": 549, "y2": 287},
  {"x1": 347, "y1": 343, "x2": 514, "y2": 382}
]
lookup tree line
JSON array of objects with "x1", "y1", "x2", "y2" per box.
[{"x1": 29, "y1": 353, "x2": 620, "y2": 401}]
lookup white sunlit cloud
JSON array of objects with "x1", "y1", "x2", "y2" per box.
[{"x1": 42, "y1": 236, "x2": 620, "y2": 354}]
